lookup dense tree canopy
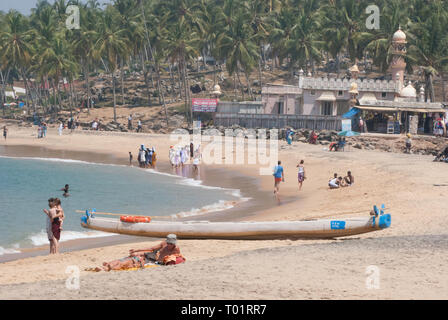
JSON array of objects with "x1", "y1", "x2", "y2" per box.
[{"x1": 0, "y1": 0, "x2": 447, "y2": 118}]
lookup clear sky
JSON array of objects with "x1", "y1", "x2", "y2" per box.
[{"x1": 0, "y1": 0, "x2": 111, "y2": 15}]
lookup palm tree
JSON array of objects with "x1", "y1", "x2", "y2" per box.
[
  {"x1": 216, "y1": 7, "x2": 259, "y2": 100},
  {"x1": 364, "y1": 0, "x2": 410, "y2": 73},
  {"x1": 0, "y1": 11, "x2": 36, "y2": 113},
  {"x1": 163, "y1": 19, "x2": 200, "y2": 121},
  {"x1": 407, "y1": 1, "x2": 448, "y2": 102},
  {"x1": 94, "y1": 6, "x2": 129, "y2": 122}
]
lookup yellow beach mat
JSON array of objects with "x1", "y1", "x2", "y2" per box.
[{"x1": 85, "y1": 263, "x2": 160, "y2": 272}]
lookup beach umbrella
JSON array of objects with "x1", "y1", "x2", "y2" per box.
[
  {"x1": 338, "y1": 130, "x2": 360, "y2": 137},
  {"x1": 337, "y1": 130, "x2": 360, "y2": 151}
]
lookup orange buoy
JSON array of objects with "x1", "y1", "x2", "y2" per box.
[{"x1": 120, "y1": 216, "x2": 151, "y2": 223}]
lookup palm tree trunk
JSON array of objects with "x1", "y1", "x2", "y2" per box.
[
  {"x1": 83, "y1": 59, "x2": 90, "y2": 114},
  {"x1": 112, "y1": 73, "x2": 117, "y2": 122},
  {"x1": 120, "y1": 59, "x2": 125, "y2": 105},
  {"x1": 244, "y1": 70, "x2": 254, "y2": 100},
  {"x1": 236, "y1": 71, "x2": 245, "y2": 100},
  {"x1": 169, "y1": 63, "x2": 176, "y2": 99},
  {"x1": 140, "y1": 51, "x2": 151, "y2": 106}
]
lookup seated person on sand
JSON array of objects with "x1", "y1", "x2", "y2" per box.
[
  {"x1": 90, "y1": 234, "x2": 185, "y2": 272},
  {"x1": 343, "y1": 171, "x2": 354, "y2": 186},
  {"x1": 329, "y1": 176, "x2": 343, "y2": 189}
]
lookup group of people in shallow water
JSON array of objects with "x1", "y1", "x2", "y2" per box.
[
  {"x1": 169, "y1": 142, "x2": 201, "y2": 171},
  {"x1": 134, "y1": 145, "x2": 157, "y2": 168}
]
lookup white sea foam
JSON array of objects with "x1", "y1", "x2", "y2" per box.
[
  {"x1": 0, "y1": 247, "x2": 21, "y2": 256},
  {"x1": 172, "y1": 200, "x2": 237, "y2": 218},
  {"x1": 27, "y1": 230, "x2": 113, "y2": 246}
]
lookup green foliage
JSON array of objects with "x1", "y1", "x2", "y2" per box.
[{"x1": 0, "y1": 0, "x2": 447, "y2": 115}]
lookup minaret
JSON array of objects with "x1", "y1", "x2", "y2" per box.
[{"x1": 389, "y1": 26, "x2": 407, "y2": 89}]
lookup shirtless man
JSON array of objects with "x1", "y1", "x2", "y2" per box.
[{"x1": 344, "y1": 171, "x2": 354, "y2": 186}]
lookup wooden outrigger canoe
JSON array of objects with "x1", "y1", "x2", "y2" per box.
[{"x1": 80, "y1": 205, "x2": 391, "y2": 240}]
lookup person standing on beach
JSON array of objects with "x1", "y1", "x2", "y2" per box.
[
  {"x1": 190, "y1": 142, "x2": 194, "y2": 160},
  {"x1": 129, "y1": 152, "x2": 133, "y2": 166},
  {"x1": 42, "y1": 122, "x2": 47, "y2": 137},
  {"x1": 273, "y1": 161, "x2": 284, "y2": 198},
  {"x1": 43, "y1": 198, "x2": 56, "y2": 254},
  {"x1": 58, "y1": 122, "x2": 63, "y2": 136},
  {"x1": 297, "y1": 160, "x2": 306, "y2": 191},
  {"x1": 3, "y1": 126, "x2": 7, "y2": 140},
  {"x1": 137, "y1": 120, "x2": 142, "y2": 133},
  {"x1": 128, "y1": 114, "x2": 133, "y2": 130}
]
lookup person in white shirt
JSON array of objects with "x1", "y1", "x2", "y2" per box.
[{"x1": 329, "y1": 176, "x2": 342, "y2": 189}]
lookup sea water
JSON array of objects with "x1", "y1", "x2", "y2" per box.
[{"x1": 0, "y1": 156, "x2": 242, "y2": 255}]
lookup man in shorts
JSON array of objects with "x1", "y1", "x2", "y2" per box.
[{"x1": 273, "y1": 161, "x2": 284, "y2": 197}]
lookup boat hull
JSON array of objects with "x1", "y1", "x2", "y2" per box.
[{"x1": 81, "y1": 214, "x2": 391, "y2": 240}]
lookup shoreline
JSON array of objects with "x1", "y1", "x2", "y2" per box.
[{"x1": 0, "y1": 135, "x2": 276, "y2": 262}]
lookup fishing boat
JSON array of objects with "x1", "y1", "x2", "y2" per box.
[{"x1": 80, "y1": 205, "x2": 391, "y2": 240}]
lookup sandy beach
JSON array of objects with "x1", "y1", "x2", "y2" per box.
[{"x1": 1, "y1": 124, "x2": 448, "y2": 299}]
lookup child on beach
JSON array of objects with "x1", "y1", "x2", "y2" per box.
[
  {"x1": 405, "y1": 134, "x2": 412, "y2": 153},
  {"x1": 329, "y1": 176, "x2": 343, "y2": 189},
  {"x1": 3, "y1": 126, "x2": 7, "y2": 140},
  {"x1": 296, "y1": 160, "x2": 306, "y2": 191},
  {"x1": 344, "y1": 171, "x2": 354, "y2": 186}
]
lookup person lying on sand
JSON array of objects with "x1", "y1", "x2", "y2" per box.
[
  {"x1": 129, "y1": 234, "x2": 184, "y2": 265},
  {"x1": 87, "y1": 234, "x2": 185, "y2": 272}
]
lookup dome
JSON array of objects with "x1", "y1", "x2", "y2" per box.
[
  {"x1": 393, "y1": 28, "x2": 406, "y2": 41},
  {"x1": 400, "y1": 83, "x2": 417, "y2": 98},
  {"x1": 213, "y1": 84, "x2": 221, "y2": 92}
]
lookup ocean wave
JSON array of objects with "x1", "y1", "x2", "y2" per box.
[
  {"x1": 27, "y1": 229, "x2": 113, "y2": 246},
  {"x1": 0, "y1": 155, "x2": 129, "y2": 168},
  {"x1": 0, "y1": 247, "x2": 21, "y2": 256},
  {"x1": 172, "y1": 200, "x2": 238, "y2": 218}
]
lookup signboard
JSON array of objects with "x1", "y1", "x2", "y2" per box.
[
  {"x1": 192, "y1": 98, "x2": 218, "y2": 112},
  {"x1": 330, "y1": 221, "x2": 346, "y2": 230},
  {"x1": 341, "y1": 119, "x2": 352, "y2": 132}
]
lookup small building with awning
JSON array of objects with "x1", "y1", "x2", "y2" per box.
[{"x1": 353, "y1": 99, "x2": 447, "y2": 134}]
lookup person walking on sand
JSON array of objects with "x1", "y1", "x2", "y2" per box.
[
  {"x1": 3, "y1": 126, "x2": 7, "y2": 140},
  {"x1": 296, "y1": 160, "x2": 306, "y2": 191},
  {"x1": 129, "y1": 152, "x2": 133, "y2": 166},
  {"x1": 58, "y1": 122, "x2": 63, "y2": 136},
  {"x1": 273, "y1": 161, "x2": 284, "y2": 198}
]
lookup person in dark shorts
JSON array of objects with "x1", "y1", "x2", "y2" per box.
[
  {"x1": 129, "y1": 152, "x2": 133, "y2": 165},
  {"x1": 3, "y1": 126, "x2": 7, "y2": 140}
]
